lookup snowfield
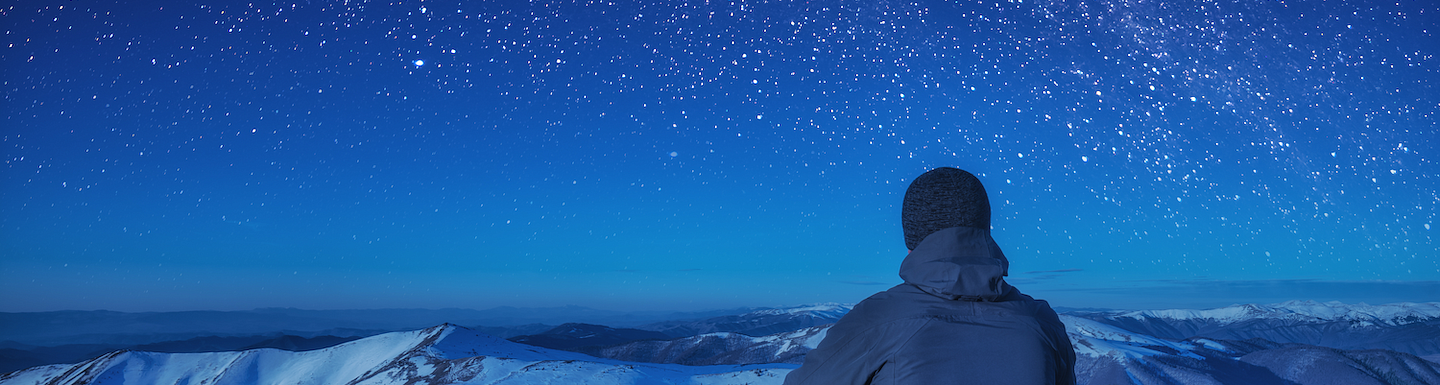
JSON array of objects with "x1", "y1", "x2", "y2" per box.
[
  {"x1": 0, "y1": 324, "x2": 793, "y2": 385},
  {"x1": 1114, "y1": 300, "x2": 1440, "y2": 326},
  {"x1": 5, "y1": 301, "x2": 1439, "y2": 385}
]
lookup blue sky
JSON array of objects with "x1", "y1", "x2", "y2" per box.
[{"x1": 2, "y1": 0, "x2": 1436, "y2": 312}]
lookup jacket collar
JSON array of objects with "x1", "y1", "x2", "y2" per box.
[{"x1": 898, "y1": 226, "x2": 1012, "y2": 301}]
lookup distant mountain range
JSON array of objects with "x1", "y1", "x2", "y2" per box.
[
  {"x1": 502, "y1": 303, "x2": 850, "y2": 353},
  {"x1": 1071, "y1": 300, "x2": 1440, "y2": 357},
  {"x1": 3, "y1": 301, "x2": 1438, "y2": 385},
  {"x1": 0, "y1": 306, "x2": 749, "y2": 347},
  {"x1": 636, "y1": 303, "x2": 851, "y2": 338},
  {"x1": 559, "y1": 301, "x2": 1440, "y2": 385},
  {"x1": 589, "y1": 325, "x2": 828, "y2": 366},
  {"x1": 0, "y1": 325, "x2": 791, "y2": 385},
  {"x1": 1062, "y1": 311, "x2": 1440, "y2": 385},
  {"x1": 506, "y1": 323, "x2": 671, "y2": 351},
  {"x1": 499, "y1": 303, "x2": 848, "y2": 366},
  {"x1": 0, "y1": 304, "x2": 832, "y2": 373}
]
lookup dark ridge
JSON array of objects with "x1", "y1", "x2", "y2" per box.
[{"x1": 507, "y1": 323, "x2": 669, "y2": 351}]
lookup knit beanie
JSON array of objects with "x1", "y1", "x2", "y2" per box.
[{"x1": 902, "y1": 167, "x2": 991, "y2": 250}]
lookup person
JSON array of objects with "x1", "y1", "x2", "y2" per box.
[{"x1": 783, "y1": 167, "x2": 1076, "y2": 385}]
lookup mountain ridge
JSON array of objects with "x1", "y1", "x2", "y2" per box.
[
  {"x1": 0, "y1": 306, "x2": 755, "y2": 347},
  {"x1": 6, "y1": 301, "x2": 1440, "y2": 385},
  {"x1": 1075, "y1": 300, "x2": 1440, "y2": 356},
  {"x1": 636, "y1": 303, "x2": 852, "y2": 338},
  {"x1": 0, "y1": 324, "x2": 794, "y2": 385}
]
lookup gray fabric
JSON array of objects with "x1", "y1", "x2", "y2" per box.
[
  {"x1": 783, "y1": 227, "x2": 1076, "y2": 385},
  {"x1": 902, "y1": 168, "x2": 991, "y2": 250},
  {"x1": 900, "y1": 226, "x2": 1010, "y2": 301}
]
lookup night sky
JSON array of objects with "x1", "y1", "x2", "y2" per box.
[{"x1": 3, "y1": 0, "x2": 1435, "y2": 313}]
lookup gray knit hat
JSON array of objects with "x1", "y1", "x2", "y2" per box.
[{"x1": 902, "y1": 167, "x2": 991, "y2": 250}]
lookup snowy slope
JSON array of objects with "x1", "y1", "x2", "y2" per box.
[
  {"x1": 1077, "y1": 301, "x2": 1440, "y2": 356},
  {"x1": 0, "y1": 324, "x2": 794, "y2": 385},
  {"x1": 592, "y1": 325, "x2": 829, "y2": 365},
  {"x1": 1062, "y1": 314, "x2": 1440, "y2": 385},
  {"x1": 742, "y1": 303, "x2": 851, "y2": 319},
  {"x1": 8, "y1": 301, "x2": 1440, "y2": 385},
  {"x1": 1062, "y1": 315, "x2": 1204, "y2": 360},
  {"x1": 1115, "y1": 300, "x2": 1440, "y2": 326}
]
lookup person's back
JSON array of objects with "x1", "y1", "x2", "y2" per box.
[{"x1": 783, "y1": 167, "x2": 1075, "y2": 385}]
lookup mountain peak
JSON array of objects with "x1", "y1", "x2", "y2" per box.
[{"x1": 0, "y1": 324, "x2": 795, "y2": 385}]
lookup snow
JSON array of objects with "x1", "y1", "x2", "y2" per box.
[
  {"x1": 749, "y1": 303, "x2": 853, "y2": 318},
  {"x1": 691, "y1": 368, "x2": 790, "y2": 385},
  {"x1": 762, "y1": 326, "x2": 830, "y2": 360},
  {"x1": 0, "y1": 324, "x2": 793, "y2": 385},
  {"x1": 14, "y1": 301, "x2": 1434, "y2": 385},
  {"x1": 659, "y1": 325, "x2": 829, "y2": 362},
  {"x1": 1114, "y1": 300, "x2": 1440, "y2": 326},
  {"x1": 1062, "y1": 315, "x2": 1203, "y2": 360},
  {"x1": 1192, "y1": 339, "x2": 1232, "y2": 353},
  {"x1": 800, "y1": 327, "x2": 828, "y2": 350}
]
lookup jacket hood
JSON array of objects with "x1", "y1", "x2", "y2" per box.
[{"x1": 898, "y1": 226, "x2": 1012, "y2": 301}]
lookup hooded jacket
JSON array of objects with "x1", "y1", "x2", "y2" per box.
[{"x1": 783, "y1": 226, "x2": 1076, "y2": 385}]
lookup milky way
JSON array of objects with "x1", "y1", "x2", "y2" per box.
[{"x1": 2, "y1": 0, "x2": 1435, "y2": 311}]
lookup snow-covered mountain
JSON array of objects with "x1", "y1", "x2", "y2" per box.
[
  {"x1": 7, "y1": 301, "x2": 1440, "y2": 385},
  {"x1": 1064, "y1": 313, "x2": 1440, "y2": 385},
  {"x1": 589, "y1": 325, "x2": 828, "y2": 366},
  {"x1": 1072, "y1": 300, "x2": 1440, "y2": 356},
  {"x1": 638, "y1": 303, "x2": 852, "y2": 338},
  {"x1": 582, "y1": 302, "x2": 1440, "y2": 384},
  {"x1": 0, "y1": 334, "x2": 366, "y2": 374},
  {"x1": 0, "y1": 306, "x2": 737, "y2": 347},
  {"x1": 0, "y1": 324, "x2": 793, "y2": 385},
  {"x1": 1110, "y1": 301, "x2": 1440, "y2": 326},
  {"x1": 600, "y1": 312, "x2": 1440, "y2": 385}
]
